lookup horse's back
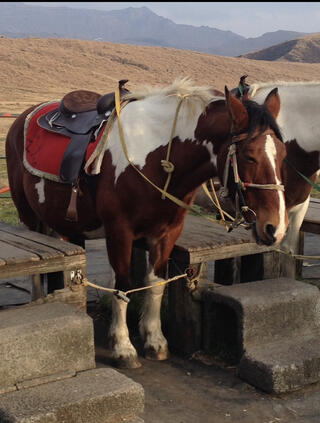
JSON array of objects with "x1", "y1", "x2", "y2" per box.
[{"x1": 250, "y1": 83, "x2": 320, "y2": 153}]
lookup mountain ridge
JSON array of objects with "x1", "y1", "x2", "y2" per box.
[
  {"x1": 0, "y1": 3, "x2": 310, "y2": 57},
  {"x1": 241, "y1": 33, "x2": 320, "y2": 63}
]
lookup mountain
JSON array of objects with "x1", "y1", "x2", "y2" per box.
[
  {"x1": 0, "y1": 3, "x2": 311, "y2": 57},
  {"x1": 240, "y1": 33, "x2": 320, "y2": 63}
]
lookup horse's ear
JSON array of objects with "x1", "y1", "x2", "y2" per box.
[
  {"x1": 264, "y1": 87, "x2": 280, "y2": 119},
  {"x1": 225, "y1": 86, "x2": 249, "y2": 132}
]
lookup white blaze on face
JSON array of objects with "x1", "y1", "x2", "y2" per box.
[
  {"x1": 35, "y1": 178, "x2": 45, "y2": 203},
  {"x1": 265, "y1": 135, "x2": 286, "y2": 242}
]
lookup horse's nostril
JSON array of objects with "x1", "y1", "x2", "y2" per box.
[{"x1": 266, "y1": 224, "x2": 276, "y2": 240}]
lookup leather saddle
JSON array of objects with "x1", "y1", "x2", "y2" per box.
[{"x1": 38, "y1": 79, "x2": 130, "y2": 184}]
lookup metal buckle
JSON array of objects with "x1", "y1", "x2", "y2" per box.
[{"x1": 241, "y1": 206, "x2": 256, "y2": 224}]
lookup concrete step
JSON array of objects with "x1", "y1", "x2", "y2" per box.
[
  {"x1": 0, "y1": 368, "x2": 144, "y2": 423},
  {"x1": 238, "y1": 330, "x2": 320, "y2": 393},
  {"x1": 0, "y1": 302, "x2": 95, "y2": 393},
  {"x1": 202, "y1": 278, "x2": 320, "y2": 393}
]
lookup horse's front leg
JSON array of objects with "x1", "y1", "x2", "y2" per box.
[
  {"x1": 140, "y1": 226, "x2": 184, "y2": 360},
  {"x1": 106, "y1": 226, "x2": 141, "y2": 368}
]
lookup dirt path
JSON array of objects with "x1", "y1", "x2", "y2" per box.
[{"x1": 92, "y1": 326, "x2": 320, "y2": 423}]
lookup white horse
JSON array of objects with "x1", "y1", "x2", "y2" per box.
[{"x1": 248, "y1": 81, "x2": 320, "y2": 276}]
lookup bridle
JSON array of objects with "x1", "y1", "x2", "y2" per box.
[{"x1": 220, "y1": 128, "x2": 285, "y2": 230}]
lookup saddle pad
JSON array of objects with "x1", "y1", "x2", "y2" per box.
[{"x1": 24, "y1": 102, "x2": 106, "y2": 182}]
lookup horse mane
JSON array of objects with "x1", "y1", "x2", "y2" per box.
[
  {"x1": 123, "y1": 77, "x2": 221, "y2": 116},
  {"x1": 242, "y1": 99, "x2": 283, "y2": 142},
  {"x1": 249, "y1": 80, "x2": 320, "y2": 97}
]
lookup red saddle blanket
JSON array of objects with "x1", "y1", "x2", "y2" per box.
[{"x1": 24, "y1": 102, "x2": 106, "y2": 181}]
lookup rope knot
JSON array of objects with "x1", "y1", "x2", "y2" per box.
[{"x1": 161, "y1": 160, "x2": 175, "y2": 173}]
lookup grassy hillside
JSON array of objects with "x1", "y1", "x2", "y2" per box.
[{"x1": 241, "y1": 33, "x2": 320, "y2": 63}]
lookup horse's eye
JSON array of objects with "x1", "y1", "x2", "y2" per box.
[{"x1": 245, "y1": 155, "x2": 256, "y2": 164}]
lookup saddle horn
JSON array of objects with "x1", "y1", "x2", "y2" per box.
[{"x1": 96, "y1": 79, "x2": 130, "y2": 115}]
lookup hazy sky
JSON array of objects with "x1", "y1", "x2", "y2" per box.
[{"x1": 25, "y1": 2, "x2": 320, "y2": 38}]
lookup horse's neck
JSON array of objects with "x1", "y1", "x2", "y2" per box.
[
  {"x1": 284, "y1": 140, "x2": 319, "y2": 209},
  {"x1": 286, "y1": 140, "x2": 320, "y2": 177},
  {"x1": 106, "y1": 95, "x2": 214, "y2": 184},
  {"x1": 250, "y1": 83, "x2": 320, "y2": 154}
]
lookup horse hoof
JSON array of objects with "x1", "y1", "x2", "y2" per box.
[
  {"x1": 144, "y1": 347, "x2": 169, "y2": 361},
  {"x1": 114, "y1": 355, "x2": 142, "y2": 369}
]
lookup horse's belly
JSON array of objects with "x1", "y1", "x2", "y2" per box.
[{"x1": 23, "y1": 172, "x2": 101, "y2": 237}]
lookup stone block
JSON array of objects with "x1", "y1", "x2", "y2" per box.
[
  {"x1": 238, "y1": 333, "x2": 320, "y2": 393},
  {"x1": 202, "y1": 278, "x2": 320, "y2": 393},
  {"x1": 0, "y1": 302, "x2": 95, "y2": 392},
  {"x1": 0, "y1": 368, "x2": 144, "y2": 423}
]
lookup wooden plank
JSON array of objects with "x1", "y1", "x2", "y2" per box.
[
  {"x1": 172, "y1": 242, "x2": 274, "y2": 264},
  {"x1": 0, "y1": 240, "x2": 40, "y2": 266},
  {"x1": 176, "y1": 215, "x2": 252, "y2": 251},
  {"x1": 301, "y1": 198, "x2": 320, "y2": 234},
  {"x1": 0, "y1": 231, "x2": 65, "y2": 260},
  {"x1": 0, "y1": 254, "x2": 87, "y2": 280},
  {"x1": 0, "y1": 222, "x2": 84, "y2": 256},
  {"x1": 304, "y1": 198, "x2": 320, "y2": 223},
  {"x1": 173, "y1": 214, "x2": 275, "y2": 263}
]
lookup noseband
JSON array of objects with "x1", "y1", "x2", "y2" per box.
[{"x1": 220, "y1": 129, "x2": 285, "y2": 230}]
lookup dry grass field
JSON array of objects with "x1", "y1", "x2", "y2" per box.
[
  {"x1": 1, "y1": 36, "x2": 320, "y2": 140},
  {"x1": 0, "y1": 36, "x2": 320, "y2": 219}
]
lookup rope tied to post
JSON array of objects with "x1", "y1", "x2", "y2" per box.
[{"x1": 84, "y1": 270, "x2": 201, "y2": 303}]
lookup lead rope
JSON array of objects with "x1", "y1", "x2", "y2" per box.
[
  {"x1": 161, "y1": 94, "x2": 189, "y2": 199},
  {"x1": 92, "y1": 88, "x2": 230, "y2": 302},
  {"x1": 88, "y1": 90, "x2": 317, "y2": 302},
  {"x1": 114, "y1": 87, "x2": 232, "y2": 229},
  {"x1": 84, "y1": 272, "x2": 190, "y2": 303}
]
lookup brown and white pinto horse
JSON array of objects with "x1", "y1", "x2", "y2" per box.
[
  {"x1": 247, "y1": 81, "x2": 320, "y2": 276},
  {"x1": 6, "y1": 78, "x2": 288, "y2": 368}
]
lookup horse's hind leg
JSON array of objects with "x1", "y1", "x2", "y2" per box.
[
  {"x1": 6, "y1": 123, "x2": 41, "y2": 232},
  {"x1": 106, "y1": 226, "x2": 141, "y2": 368},
  {"x1": 7, "y1": 137, "x2": 45, "y2": 298}
]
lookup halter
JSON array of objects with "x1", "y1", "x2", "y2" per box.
[{"x1": 221, "y1": 129, "x2": 285, "y2": 229}]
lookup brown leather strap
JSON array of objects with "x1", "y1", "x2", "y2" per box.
[{"x1": 65, "y1": 185, "x2": 79, "y2": 222}]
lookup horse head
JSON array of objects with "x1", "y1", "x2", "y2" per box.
[{"x1": 216, "y1": 86, "x2": 288, "y2": 246}]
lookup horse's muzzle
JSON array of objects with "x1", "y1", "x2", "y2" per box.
[{"x1": 252, "y1": 222, "x2": 277, "y2": 246}]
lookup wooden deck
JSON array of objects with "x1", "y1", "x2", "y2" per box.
[
  {"x1": 173, "y1": 214, "x2": 275, "y2": 263},
  {"x1": 0, "y1": 221, "x2": 87, "y2": 309},
  {"x1": 0, "y1": 221, "x2": 86, "y2": 279}
]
